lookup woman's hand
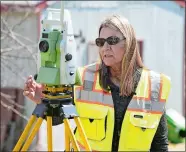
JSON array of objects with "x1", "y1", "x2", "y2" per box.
[{"x1": 23, "y1": 75, "x2": 44, "y2": 104}]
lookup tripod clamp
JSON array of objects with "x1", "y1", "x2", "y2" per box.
[{"x1": 32, "y1": 97, "x2": 78, "y2": 126}]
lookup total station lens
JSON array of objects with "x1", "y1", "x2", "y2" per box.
[{"x1": 39, "y1": 40, "x2": 49, "y2": 52}]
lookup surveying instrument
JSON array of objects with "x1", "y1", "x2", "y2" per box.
[{"x1": 13, "y1": 2, "x2": 91, "y2": 151}]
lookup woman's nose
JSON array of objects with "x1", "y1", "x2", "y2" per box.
[{"x1": 102, "y1": 42, "x2": 111, "y2": 50}]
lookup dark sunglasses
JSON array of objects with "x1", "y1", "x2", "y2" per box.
[{"x1": 95, "y1": 36, "x2": 125, "y2": 47}]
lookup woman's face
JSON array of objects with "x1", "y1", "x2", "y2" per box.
[{"x1": 98, "y1": 27, "x2": 125, "y2": 67}]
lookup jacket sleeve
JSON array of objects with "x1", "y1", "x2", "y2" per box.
[{"x1": 150, "y1": 112, "x2": 169, "y2": 152}]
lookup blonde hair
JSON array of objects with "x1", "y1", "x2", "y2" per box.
[{"x1": 98, "y1": 15, "x2": 144, "y2": 96}]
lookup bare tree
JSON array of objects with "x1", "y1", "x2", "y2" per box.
[{"x1": 1, "y1": 1, "x2": 42, "y2": 151}]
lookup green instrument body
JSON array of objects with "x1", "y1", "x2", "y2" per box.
[{"x1": 36, "y1": 29, "x2": 62, "y2": 86}]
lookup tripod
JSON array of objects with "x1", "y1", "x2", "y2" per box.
[{"x1": 13, "y1": 86, "x2": 92, "y2": 151}]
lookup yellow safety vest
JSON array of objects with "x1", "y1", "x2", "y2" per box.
[{"x1": 74, "y1": 62, "x2": 171, "y2": 151}]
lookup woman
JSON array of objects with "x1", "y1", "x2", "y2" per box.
[{"x1": 23, "y1": 15, "x2": 171, "y2": 151}]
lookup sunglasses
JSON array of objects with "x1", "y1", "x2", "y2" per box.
[{"x1": 95, "y1": 36, "x2": 125, "y2": 47}]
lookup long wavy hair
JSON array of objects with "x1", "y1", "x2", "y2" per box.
[{"x1": 98, "y1": 15, "x2": 144, "y2": 96}]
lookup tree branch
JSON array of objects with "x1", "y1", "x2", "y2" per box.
[
  {"x1": 1, "y1": 58, "x2": 26, "y2": 82},
  {"x1": 1, "y1": 43, "x2": 37, "y2": 55},
  {"x1": 2, "y1": 54, "x2": 35, "y2": 60},
  {"x1": 1, "y1": 92, "x2": 25, "y2": 109},
  {"x1": 1, "y1": 18, "x2": 37, "y2": 63},
  {"x1": 1, "y1": 100, "x2": 28, "y2": 121},
  {"x1": 1, "y1": 28, "x2": 36, "y2": 44}
]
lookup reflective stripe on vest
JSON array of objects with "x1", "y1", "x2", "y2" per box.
[
  {"x1": 127, "y1": 70, "x2": 165, "y2": 114},
  {"x1": 83, "y1": 63, "x2": 98, "y2": 91},
  {"x1": 75, "y1": 65, "x2": 165, "y2": 114},
  {"x1": 75, "y1": 63, "x2": 113, "y2": 107}
]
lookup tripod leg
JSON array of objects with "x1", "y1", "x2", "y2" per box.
[
  {"x1": 47, "y1": 116, "x2": 53, "y2": 151},
  {"x1": 74, "y1": 117, "x2": 91, "y2": 151},
  {"x1": 63, "y1": 119, "x2": 80, "y2": 151},
  {"x1": 65, "y1": 122, "x2": 70, "y2": 151},
  {"x1": 21, "y1": 117, "x2": 43, "y2": 151},
  {"x1": 13, "y1": 115, "x2": 36, "y2": 151}
]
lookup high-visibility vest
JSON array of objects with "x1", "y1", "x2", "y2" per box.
[{"x1": 74, "y1": 62, "x2": 171, "y2": 151}]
